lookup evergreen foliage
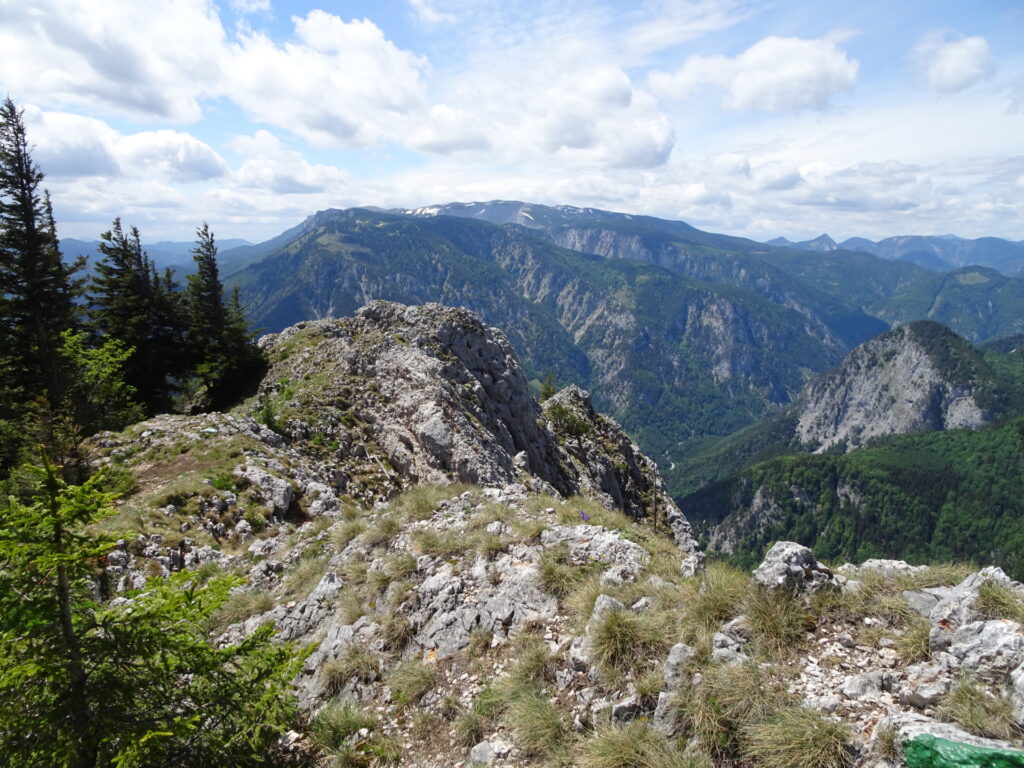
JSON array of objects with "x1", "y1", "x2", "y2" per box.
[
  {"x1": 184, "y1": 224, "x2": 265, "y2": 409},
  {"x1": 88, "y1": 218, "x2": 184, "y2": 414},
  {"x1": 0, "y1": 457, "x2": 300, "y2": 767},
  {"x1": 0, "y1": 98, "x2": 82, "y2": 470}
]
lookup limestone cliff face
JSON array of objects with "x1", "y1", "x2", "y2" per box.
[{"x1": 793, "y1": 322, "x2": 989, "y2": 453}]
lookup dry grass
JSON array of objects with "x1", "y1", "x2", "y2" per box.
[
  {"x1": 580, "y1": 722, "x2": 709, "y2": 768},
  {"x1": 206, "y1": 589, "x2": 274, "y2": 634},
  {"x1": 320, "y1": 646, "x2": 382, "y2": 694},
  {"x1": 331, "y1": 519, "x2": 365, "y2": 549},
  {"x1": 744, "y1": 586, "x2": 812, "y2": 653},
  {"x1": 976, "y1": 580, "x2": 1024, "y2": 624},
  {"x1": 387, "y1": 660, "x2": 437, "y2": 705},
  {"x1": 311, "y1": 703, "x2": 401, "y2": 768},
  {"x1": 937, "y1": 678, "x2": 1022, "y2": 741},
  {"x1": 409, "y1": 528, "x2": 464, "y2": 559},
  {"x1": 389, "y1": 483, "x2": 477, "y2": 521},
  {"x1": 675, "y1": 662, "x2": 794, "y2": 761},
  {"x1": 680, "y1": 562, "x2": 749, "y2": 631},
  {"x1": 590, "y1": 607, "x2": 669, "y2": 679},
  {"x1": 282, "y1": 554, "x2": 329, "y2": 598},
  {"x1": 895, "y1": 616, "x2": 932, "y2": 664},
  {"x1": 741, "y1": 706, "x2": 854, "y2": 768},
  {"x1": 504, "y1": 691, "x2": 569, "y2": 758}
]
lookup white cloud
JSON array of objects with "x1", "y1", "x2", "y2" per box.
[
  {"x1": 751, "y1": 161, "x2": 803, "y2": 191},
  {"x1": 230, "y1": 0, "x2": 271, "y2": 14},
  {"x1": 223, "y1": 12, "x2": 428, "y2": 147},
  {"x1": 912, "y1": 31, "x2": 996, "y2": 93},
  {"x1": 420, "y1": 42, "x2": 674, "y2": 168},
  {"x1": 408, "y1": 0, "x2": 454, "y2": 25},
  {"x1": 2, "y1": 2, "x2": 427, "y2": 148},
  {"x1": 409, "y1": 106, "x2": 491, "y2": 154},
  {"x1": 623, "y1": 0, "x2": 750, "y2": 59},
  {"x1": 23, "y1": 106, "x2": 226, "y2": 183},
  {"x1": 649, "y1": 36, "x2": 859, "y2": 111},
  {"x1": 117, "y1": 130, "x2": 227, "y2": 182},
  {"x1": 0, "y1": 0, "x2": 226, "y2": 121},
  {"x1": 229, "y1": 130, "x2": 350, "y2": 195}
]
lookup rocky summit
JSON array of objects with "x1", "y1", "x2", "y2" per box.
[
  {"x1": 80, "y1": 302, "x2": 1024, "y2": 768},
  {"x1": 794, "y1": 321, "x2": 990, "y2": 453}
]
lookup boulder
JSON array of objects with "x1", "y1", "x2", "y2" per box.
[
  {"x1": 899, "y1": 662, "x2": 952, "y2": 709},
  {"x1": 947, "y1": 620, "x2": 1024, "y2": 682},
  {"x1": 752, "y1": 541, "x2": 834, "y2": 594}
]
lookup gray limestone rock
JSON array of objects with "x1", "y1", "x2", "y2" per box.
[
  {"x1": 929, "y1": 567, "x2": 1023, "y2": 651},
  {"x1": 899, "y1": 662, "x2": 952, "y2": 709},
  {"x1": 794, "y1": 324, "x2": 989, "y2": 454},
  {"x1": 840, "y1": 670, "x2": 886, "y2": 700},
  {"x1": 947, "y1": 619, "x2": 1024, "y2": 681},
  {"x1": 469, "y1": 741, "x2": 495, "y2": 765},
  {"x1": 663, "y1": 643, "x2": 696, "y2": 691},
  {"x1": 752, "y1": 541, "x2": 834, "y2": 594}
]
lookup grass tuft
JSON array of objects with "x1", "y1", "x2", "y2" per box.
[
  {"x1": 895, "y1": 616, "x2": 932, "y2": 664},
  {"x1": 320, "y1": 645, "x2": 381, "y2": 694},
  {"x1": 580, "y1": 721, "x2": 710, "y2": 768},
  {"x1": 387, "y1": 660, "x2": 437, "y2": 705},
  {"x1": 937, "y1": 678, "x2": 1022, "y2": 741},
  {"x1": 282, "y1": 555, "x2": 329, "y2": 599},
  {"x1": 590, "y1": 607, "x2": 668, "y2": 678},
  {"x1": 744, "y1": 586, "x2": 811, "y2": 653},
  {"x1": 977, "y1": 580, "x2": 1024, "y2": 624},
  {"x1": 504, "y1": 691, "x2": 569, "y2": 758},
  {"x1": 206, "y1": 589, "x2": 274, "y2": 634},
  {"x1": 389, "y1": 483, "x2": 476, "y2": 521},
  {"x1": 311, "y1": 703, "x2": 401, "y2": 768},
  {"x1": 741, "y1": 706, "x2": 854, "y2": 768}
]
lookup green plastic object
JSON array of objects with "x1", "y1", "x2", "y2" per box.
[{"x1": 903, "y1": 734, "x2": 1024, "y2": 768}]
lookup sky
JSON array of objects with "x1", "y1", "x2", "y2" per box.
[{"x1": 3, "y1": 0, "x2": 1023, "y2": 244}]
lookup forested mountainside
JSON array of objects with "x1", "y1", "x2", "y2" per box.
[
  {"x1": 227, "y1": 208, "x2": 850, "y2": 489},
  {"x1": 677, "y1": 322, "x2": 1024, "y2": 575},
  {"x1": 225, "y1": 202, "x2": 1024, "y2": 508},
  {"x1": 410, "y1": 201, "x2": 1024, "y2": 344}
]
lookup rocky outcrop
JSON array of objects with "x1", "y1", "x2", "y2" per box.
[
  {"x1": 257, "y1": 301, "x2": 572, "y2": 493},
  {"x1": 794, "y1": 321, "x2": 990, "y2": 452},
  {"x1": 85, "y1": 301, "x2": 701, "y2": 591}
]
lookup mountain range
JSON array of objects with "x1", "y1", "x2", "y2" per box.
[
  {"x1": 769, "y1": 232, "x2": 1024, "y2": 275},
  {"x1": 209, "y1": 202, "x2": 1024, "y2": 504}
]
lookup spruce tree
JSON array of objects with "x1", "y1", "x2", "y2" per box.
[
  {"x1": 89, "y1": 219, "x2": 183, "y2": 414},
  {"x1": 0, "y1": 456, "x2": 300, "y2": 767},
  {"x1": 184, "y1": 224, "x2": 264, "y2": 409},
  {"x1": 0, "y1": 97, "x2": 81, "y2": 417},
  {"x1": 185, "y1": 222, "x2": 228, "y2": 385}
]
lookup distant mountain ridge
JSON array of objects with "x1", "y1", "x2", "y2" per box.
[
  {"x1": 771, "y1": 232, "x2": 1024, "y2": 275},
  {"x1": 226, "y1": 207, "x2": 849, "y2": 485},
  {"x1": 216, "y1": 200, "x2": 1024, "y2": 501},
  {"x1": 62, "y1": 236, "x2": 252, "y2": 276}
]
